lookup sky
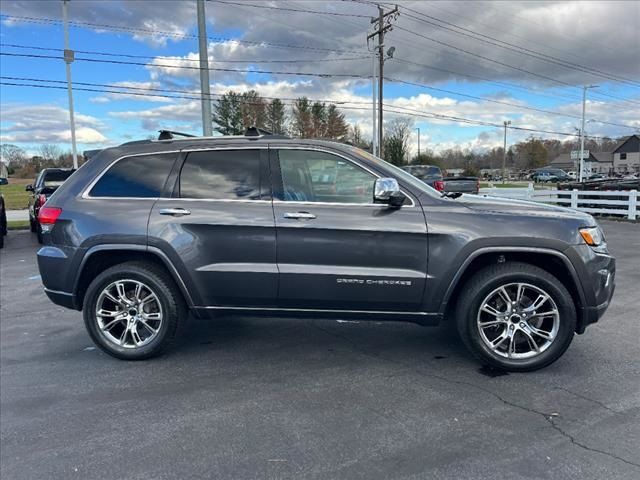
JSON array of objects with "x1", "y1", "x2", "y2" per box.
[{"x1": 0, "y1": 0, "x2": 639, "y2": 157}]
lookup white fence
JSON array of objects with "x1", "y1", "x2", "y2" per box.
[{"x1": 479, "y1": 183, "x2": 638, "y2": 220}]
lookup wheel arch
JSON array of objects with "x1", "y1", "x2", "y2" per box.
[
  {"x1": 73, "y1": 245, "x2": 195, "y2": 310},
  {"x1": 441, "y1": 247, "x2": 587, "y2": 332}
]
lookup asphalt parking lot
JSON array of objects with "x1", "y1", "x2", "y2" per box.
[{"x1": 1, "y1": 221, "x2": 639, "y2": 480}]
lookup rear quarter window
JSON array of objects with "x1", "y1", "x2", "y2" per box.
[{"x1": 89, "y1": 153, "x2": 176, "y2": 198}]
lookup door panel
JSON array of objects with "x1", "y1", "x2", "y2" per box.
[
  {"x1": 272, "y1": 148, "x2": 428, "y2": 311},
  {"x1": 147, "y1": 148, "x2": 277, "y2": 307}
]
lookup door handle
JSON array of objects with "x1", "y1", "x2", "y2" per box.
[
  {"x1": 159, "y1": 207, "x2": 191, "y2": 216},
  {"x1": 284, "y1": 212, "x2": 316, "y2": 220}
]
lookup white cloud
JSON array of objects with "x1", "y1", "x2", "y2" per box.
[{"x1": 0, "y1": 105, "x2": 107, "y2": 144}]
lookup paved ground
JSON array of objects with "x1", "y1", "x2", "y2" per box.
[{"x1": 1, "y1": 222, "x2": 638, "y2": 480}]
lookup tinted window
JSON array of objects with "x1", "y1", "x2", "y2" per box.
[
  {"x1": 90, "y1": 153, "x2": 176, "y2": 197},
  {"x1": 179, "y1": 150, "x2": 262, "y2": 200},
  {"x1": 278, "y1": 149, "x2": 375, "y2": 203}
]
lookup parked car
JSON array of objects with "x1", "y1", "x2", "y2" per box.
[
  {"x1": 402, "y1": 164, "x2": 444, "y2": 191},
  {"x1": 531, "y1": 171, "x2": 557, "y2": 183},
  {"x1": 27, "y1": 168, "x2": 75, "y2": 243},
  {"x1": 531, "y1": 168, "x2": 571, "y2": 183},
  {"x1": 567, "y1": 171, "x2": 577, "y2": 180},
  {"x1": 36, "y1": 132, "x2": 615, "y2": 371}
]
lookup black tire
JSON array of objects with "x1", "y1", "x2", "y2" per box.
[
  {"x1": 0, "y1": 230, "x2": 4, "y2": 249},
  {"x1": 83, "y1": 261, "x2": 186, "y2": 360},
  {"x1": 36, "y1": 223, "x2": 43, "y2": 244},
  {"x1": 30, "y1": 217, "x2": 37, "y2": 233},
  {"x1": 456, "y1": 262, "x2": 576, "y2": 372}
]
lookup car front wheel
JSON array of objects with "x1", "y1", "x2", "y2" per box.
[
  {"x1": 456, "y1": 262, "x2": 576, "y2": 371},
  {"x1": 83, "y1": 262, "x2": 185, "y2": 360}
]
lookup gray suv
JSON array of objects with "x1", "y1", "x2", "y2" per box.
[{"x1": 36, "y1": 133, "x2": 615, "y2": 371}]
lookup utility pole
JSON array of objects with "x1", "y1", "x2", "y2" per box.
[
  {"x1": 416, "y1": 127, "x2": 420, "y2": 158},
  {"x1": 502, "y1": 120, "x2": 511, "y2": 184},
  {"x1": 62, "y1": 0, "x2": 78, "y2": 169},
  {"x1": 197, "y1": 0, "x2": 213, "y2": 136},
  {"x1": 371, "y1": 52, "x2": 377, "y2": 156},
  {"x1": 367, "y1": 4, "x2": 399, "y2": 159},
  {"x1": 579, "y1": 85, "x2": 598, "y2": 182}
]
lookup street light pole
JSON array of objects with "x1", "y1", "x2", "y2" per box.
[
  {"x1": 502, "y1": 120, "x2": 511, "y2": 184},
  {"x1": 579, "y1": 85, "x2": 598, "y2": 182},
  {"x1": 416, "y1": 127, "x2": 420, "y2": 158},
  {"x1": 197, "y1": 0, "x2": 213, "y2": 137},
  {"x1": 62, "y1": 0, "x2": 78, "y2": 169}
]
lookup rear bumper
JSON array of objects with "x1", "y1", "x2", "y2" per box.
[{"x1": 44, "y1": 288, "x2": 78, "y2": 309}]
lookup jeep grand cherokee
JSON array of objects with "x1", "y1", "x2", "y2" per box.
[{"x1": 36, "y1": 132, "x2": 615, "y2": 371}]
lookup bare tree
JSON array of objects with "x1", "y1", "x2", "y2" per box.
[{"x1": 383, "y1": 117, "x2": 414, "y2": 165}]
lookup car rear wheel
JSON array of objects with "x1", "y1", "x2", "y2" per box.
[
  {"x1": 83, "y1": 262, "x2": 185, "y2": 360},
  {"x1": 456, "y1": 262, "x2": 576, "y2": 372}
]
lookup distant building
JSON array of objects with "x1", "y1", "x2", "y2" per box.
[
  {"x1": 549, "y1": 151, "x2": 613, "y2": 174},
  {"x1": 612, "y1": 134, "x2": 640, "y2": 174},
  {"x1": 549, "y1": 135, "x2": 640, "y2": 176}
]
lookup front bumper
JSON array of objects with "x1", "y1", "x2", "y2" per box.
[{"x1": 567, "y1": 244, "x2": 616, "y2": 333}]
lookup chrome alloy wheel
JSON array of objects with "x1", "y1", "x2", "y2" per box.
[
  {"x1": 476, "y1": 282, "x2": 560, "y2": 359},
  {"x1": 95, "y1": 279, "x2": 163, "y2": 349}
]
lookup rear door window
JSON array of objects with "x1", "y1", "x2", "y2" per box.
[
  {"x1": 90, "y1": 153, "x2": 176, "y2": 198},
  {"x1": 179, "y1": 149, "x2": 264, "y2": 200}
]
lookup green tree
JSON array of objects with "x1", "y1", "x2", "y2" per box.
[
  {"x1": 325, "y1": 104, "x2": 349, "y2": 141},
  {"x1": 310, "y1": 102, "x2": 327, "y2": 137},
  {"x1": 292, "y1": 97, "x2": 312, "y2": 137},
  {"x1": 518, "y1": 136, "x2": 548, "y2": 169},
  {"x1": 267, "y1": 99, "x2": 287, "y2": 134},
  {"x1": 212, "y1": 91, "x2": 243, "y2": 135}
]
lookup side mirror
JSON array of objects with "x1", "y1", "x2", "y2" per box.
[
  {"x1": 25, "y1": 184, "x2": 34, "y2": 192},
  {"x1": 374, "y1": 178, "x2": 406, "y2": 207}
]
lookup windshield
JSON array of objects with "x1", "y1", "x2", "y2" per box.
[{"x1": 345, "y1": 146, "x2": 440, "y2": 197}]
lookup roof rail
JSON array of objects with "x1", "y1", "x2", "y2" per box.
[
  {"x1": 244, "y1": 126, "x2": 273, "y2": 137},
  {"x1": 158, "y1": 130, "x2": 196, "y2": 140},
  {"x1": 244, "y1": 126, "x2": 291, "y2": 139}
]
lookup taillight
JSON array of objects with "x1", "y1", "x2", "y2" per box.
[
  {"x1": 38, "y1": 206, "x2": 62, "y2": 225},
  {"x1": 37, "y1": 194, "x2": 47, "y2": 207},
  {"x1": 433, "y1": 180, "x2": 445, "y2": 192}
]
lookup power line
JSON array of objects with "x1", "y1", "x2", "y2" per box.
[
  {"x1": 386, "y1": 77, "x2": 638, "y2": 130},
  {"x1": 398, "y1": 6, "x2": 640, "y2": 87},
  {"x1": 0, "y1": 43, "x2": 370, "y2": 64},
  {"x1": 0, "y1": 52, "x2": 370, "y2": 80},
  {"x1": 0, "y1": 14, "x2": 366, "y2": 55},
  {"x1": 4, "y1": 11, "x2": 636, "y2": 108},
  {"x1": 1, "y1": 78, "x2": 627, "y2": 140},
  {"x1": 3, "y1": 49, "x2": 636, "y2": 130},
  {"x1": 211, "y1": 0, "x2": 371, "y2": 18}
]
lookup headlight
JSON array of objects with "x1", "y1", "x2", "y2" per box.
[
  {"x1": 579, "y1": 226, "x2": 603, "y2": 246},
  {"x1": 580, "y1": 226, "x2": 608, "y2": 253}
]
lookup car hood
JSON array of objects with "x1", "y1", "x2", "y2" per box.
[{"x1": 456, "y1": 193, "x2": 594, "y2": 222}]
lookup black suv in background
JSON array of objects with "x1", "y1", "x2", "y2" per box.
[
  {"x1": 27, "y1": 168, "x2": 75, "y2": 243},
  {"x1": 36, "y1": 133, "x2": 615, "y2": 371}
]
